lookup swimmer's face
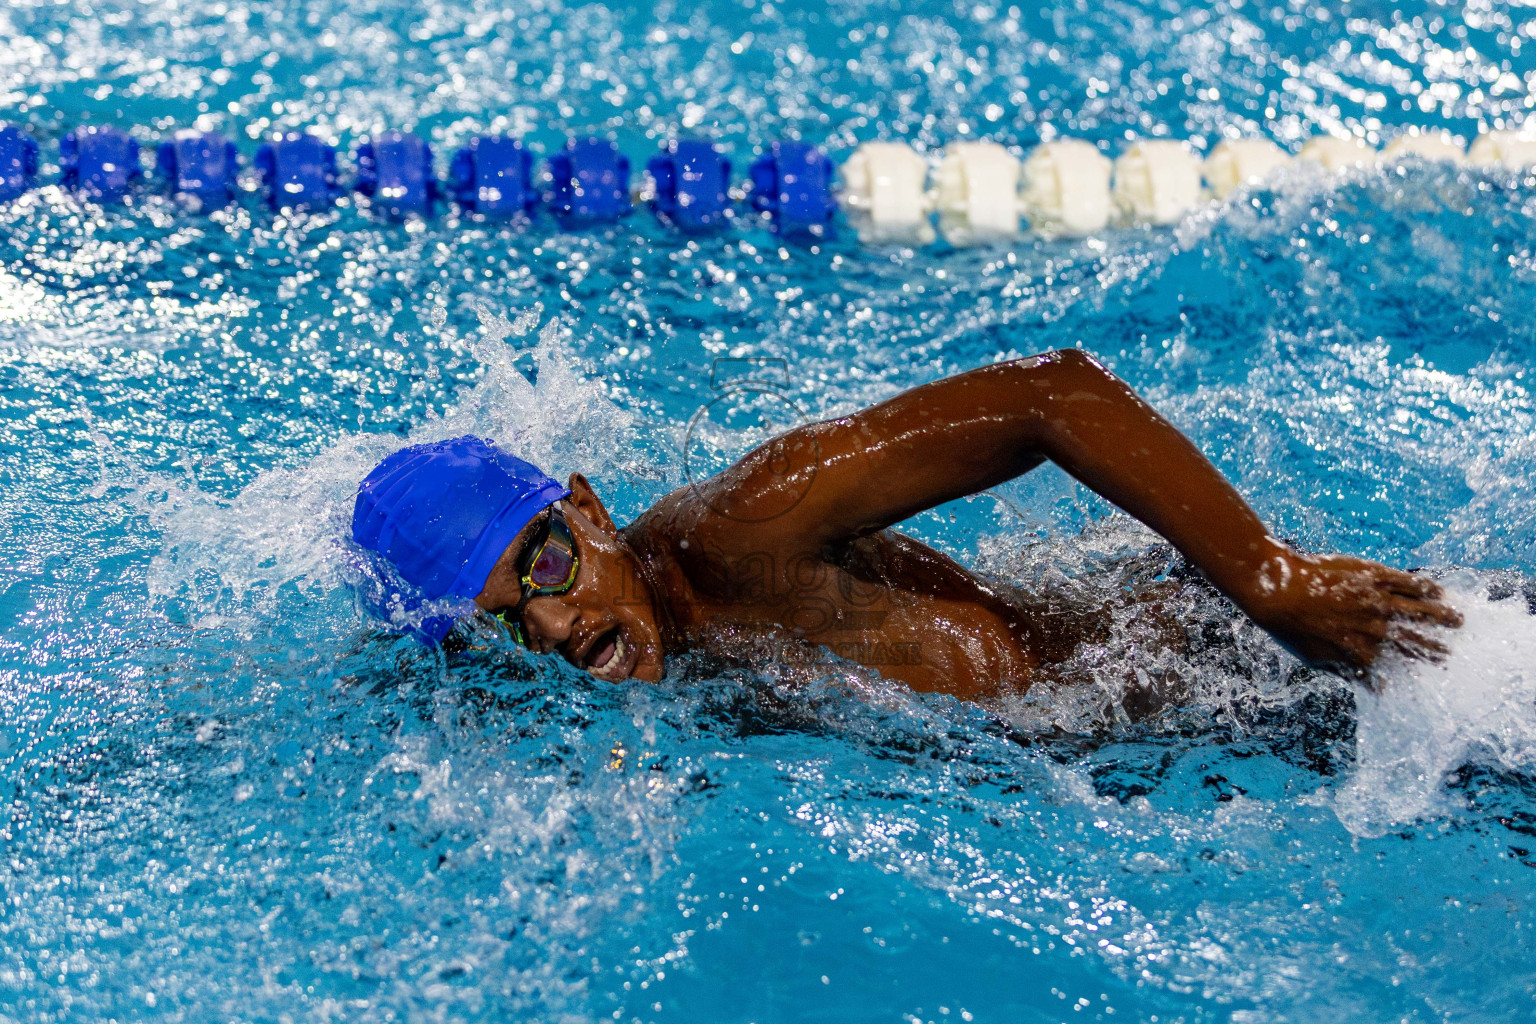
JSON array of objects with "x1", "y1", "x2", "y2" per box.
[{"x1": 474, "y1": 473, "x2": 665, "y2": 683}]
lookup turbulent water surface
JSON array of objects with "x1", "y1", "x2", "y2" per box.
[{"x1": 2, "y1": 0, "x2": 1535, "y2": 1021}]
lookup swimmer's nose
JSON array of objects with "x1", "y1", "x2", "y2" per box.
[{"x1": 521, "y1": 597, "x2": 581, "y2": 654}]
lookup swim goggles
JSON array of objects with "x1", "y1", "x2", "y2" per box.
[{"x1": 495, "y1": 503, "x2": 580, "y2": 646}]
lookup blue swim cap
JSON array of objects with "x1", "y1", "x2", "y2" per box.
[{"x1": 352, "y1": 435, "x2": 570, "y2": 643}]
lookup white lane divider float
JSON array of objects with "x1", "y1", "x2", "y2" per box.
[
  {"x1": 935, "y1": 141, "x2": 1023, "y2": 245},
  {"x1": 1112, "y1": 139, "x2": 1203, "y2": 226},
  {"x1": 911, "y1": 126, "x2": 1531, "y2": 245},
  {"x1": 1382, "y1": 128, "x2": 1466, "y2": 164},
  {"x1": 1467, "y1": 130, "x2": 1536, "y2": 171},
  {"x1": 839, "y1": 141, "x2": 935, "y2": 245},
  {"x1": 1019, "y1": 138, "x2": 1113, "y2": 238},
  {"x1": 1202, "y1": 137, "x2": 1290, "y2": 199},
  {"x1": 1297, "y1": 134, "x2": 1377, "y2": 171}
]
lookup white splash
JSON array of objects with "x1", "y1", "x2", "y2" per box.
[
  {"x1": 136, "y1": 309, "x2": 636, "y2": 633},
  {"x1": 1326, "y1": 577, "x2": 1536, "y2": 837}
]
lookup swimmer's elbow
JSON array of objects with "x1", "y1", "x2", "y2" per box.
[
  {"x1": 996, "y1": 347, "x2": 1115, "y2": 387},
  {"x1": 1041, "y1": 347, "x2": 1108, "y2": 373}
]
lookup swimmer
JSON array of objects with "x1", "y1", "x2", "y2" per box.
[{"x1": 352, "y1": 350, "x2": 1461, "y2": 699}]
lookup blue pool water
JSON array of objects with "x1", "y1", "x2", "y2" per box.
[{"x1": 4, "y1": 0, "x2": 1536, "y2": 1020}]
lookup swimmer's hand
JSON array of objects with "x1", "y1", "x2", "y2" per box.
[{"x1": 1241, "y1": 550, "x2": 1463, "y2": 684}]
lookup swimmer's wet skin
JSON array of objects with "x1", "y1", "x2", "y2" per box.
[{"x1": 353, "y1": 349, "x2": 1462, "y2": 699}]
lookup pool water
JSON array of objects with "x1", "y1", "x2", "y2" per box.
[{"x1": 3, "y1": 0, "x2": 1536, "y2": 1020}]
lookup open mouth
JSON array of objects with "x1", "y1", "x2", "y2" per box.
[{"x1": 576, "y1": 623, "x2": 634, "y2": 680}]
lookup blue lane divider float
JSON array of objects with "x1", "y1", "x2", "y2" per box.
[
  {"x1": 60, "y1": 125, "x2": 140, "y2": 202},
  {"x1": 17, "y1": 120, "x2": 1531, "y2": 243},
  {"x1": 255, "y1": 131, "x2": 339, "y2": 210},
  {"x1": 547, "y1": 136, "x2": 631, "y2": 226},
  {"x1": 156, "y1": 129, "x2": 239, "y2": 206},
  {"x1": 450, "y1": 135, "x2": 537, "y2": 218},
  {"x1": 750, "y1": 141, "x2": 836, "y2": 236},
  {"x1": 647, "y1": 139, "x2": 732, "y2": 233},
  {"x1": 355, "y1": 130, "x2": 436, "y2": 218},
  {"x1": 0, "y1": 124, "x2": 38, "y2": 203}
]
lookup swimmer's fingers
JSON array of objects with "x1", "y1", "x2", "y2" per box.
[
  {"x1": 1339, "y1": 613, "x2": 1454, "y2": 684},
  {"x1": 1386, "y1": 592, "x2": 1464, "y2": 629},
  {"x1": 1372, "y1": 568, "x2": 1465, "y2": 627},
  {"x1": 1347, "y1": 562, "x2": 1460, "y2": 627},
  {"x1": 1364, "y1": 629, "x2": 1445, "y2": 688},
  {"x1": 1318, "y1": 622, "x2": 1389, "y2": 680},
  {"x1": 1390, "y1": 623, "x2": 1450, "y2": 659},
  {"x1": 1371, "y1": 567, "x2": 1442, "y2": 599}
]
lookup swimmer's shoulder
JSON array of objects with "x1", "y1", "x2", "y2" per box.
[{"x1": 622, "y1": 483, "x2": 800, "y2": 563}]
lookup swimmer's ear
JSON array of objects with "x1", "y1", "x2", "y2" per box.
[{"x1": 567, "y1": 472, "x2": 618, "y2": 535}]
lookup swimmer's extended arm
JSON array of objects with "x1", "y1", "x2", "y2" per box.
[{"x1": 720, "y1": 349, "x2": 1459, "y2": 673}]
